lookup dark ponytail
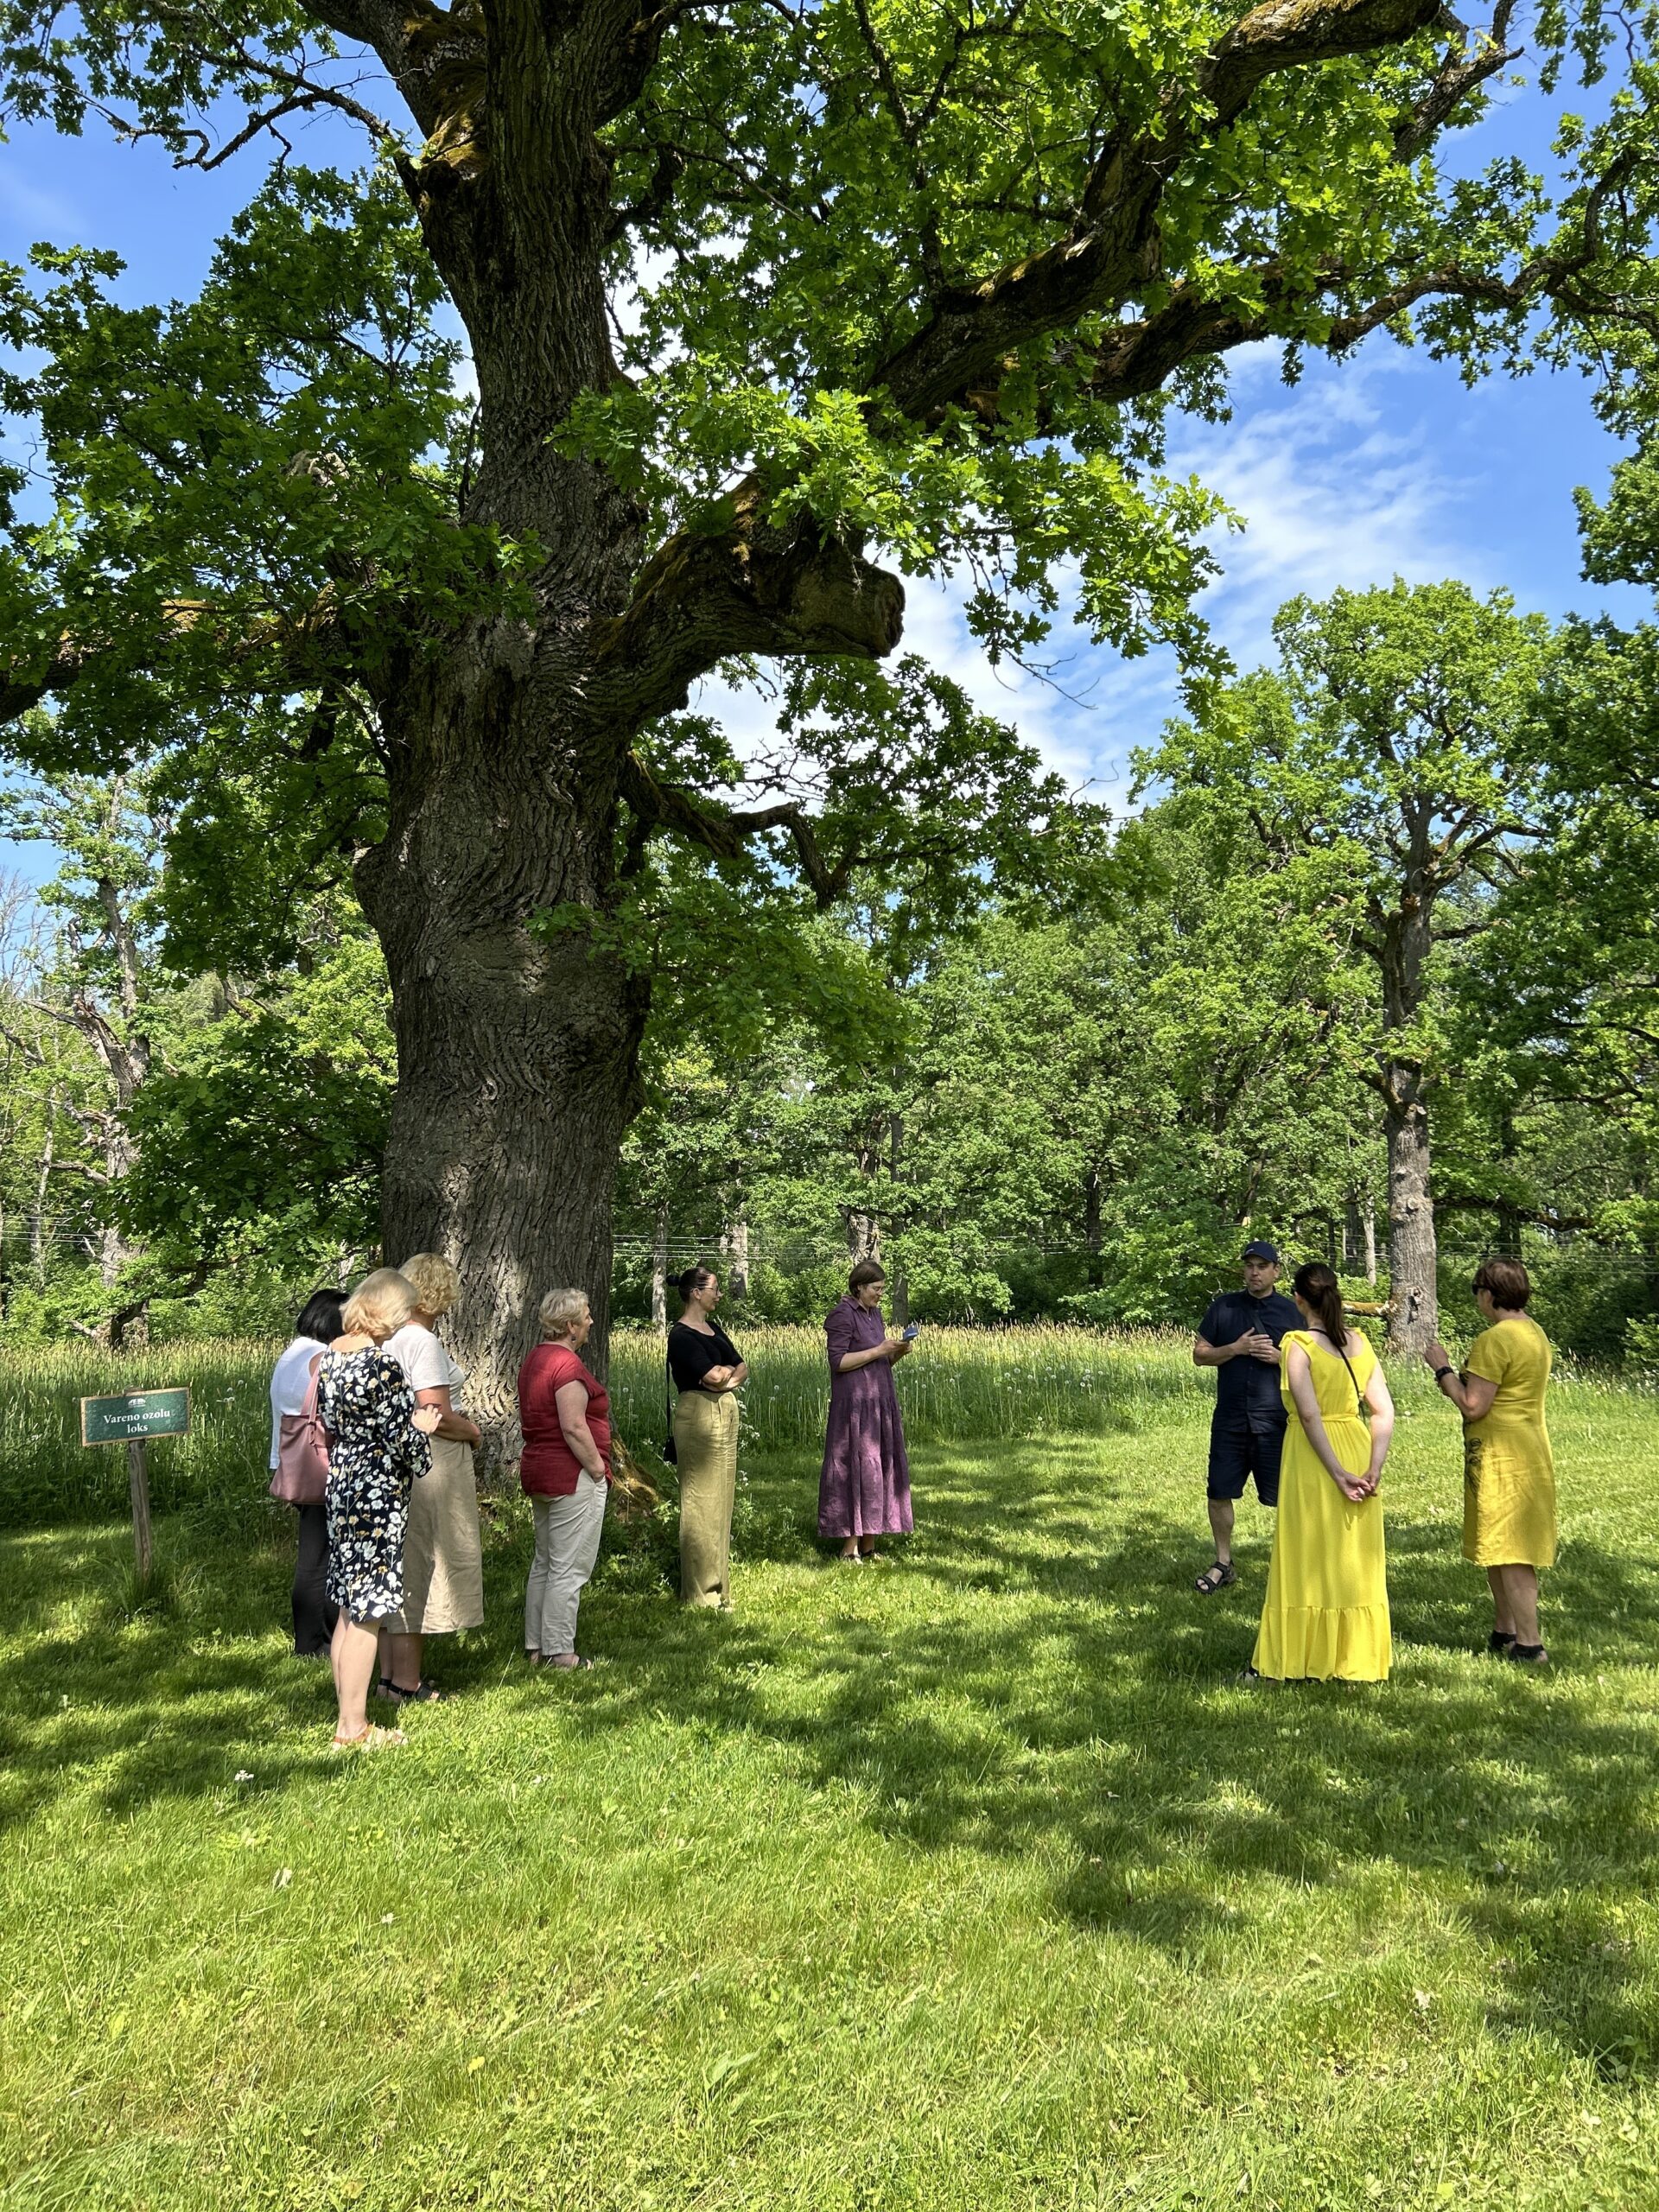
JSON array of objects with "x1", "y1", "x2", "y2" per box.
[
  {"x1": 1294, "y1": 1261, "x2": 1365, "y2": 1415},
  {"x1": 675, "y1": 1265, "x2": 715, "y2": 1302},
  {"x1": 1293, "y1": 1262, "x2": 1347, "y2": 1346}
]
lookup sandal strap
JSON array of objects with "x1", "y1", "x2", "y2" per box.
[{"x1": 378, "y1": 1675, "x2": 442, "y2": 1702}]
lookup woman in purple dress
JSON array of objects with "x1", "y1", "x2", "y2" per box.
[{"x1": 819, "y1": 1260, "x2": 915, "y2": 1561}]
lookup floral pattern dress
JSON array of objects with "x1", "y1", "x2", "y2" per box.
[{"x1": 317, "y1": 1346, "x2": 431, "y2": 1622}]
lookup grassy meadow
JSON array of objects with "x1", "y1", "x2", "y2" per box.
[{"x1": 1, "y1": 1332, "x2": 1657, "y2": 2209}]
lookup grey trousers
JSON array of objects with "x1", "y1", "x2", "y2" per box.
[{"x1": 524, "y1": 1477, "x2": 608, "y2": 1657}]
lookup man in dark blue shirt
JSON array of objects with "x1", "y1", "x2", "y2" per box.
[{"x1": 1192, "y1": 1240, "x2": 1301, "y2": 1595}]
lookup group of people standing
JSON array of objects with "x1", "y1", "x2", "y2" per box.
[
  {"x1": 1192, "y1": 1241, "x2": 1557, "y2": 1681},
  {"x1": 264, "y1": 1233, "x2": 1551, "y2": 1748},
  {"x1": 268, "y1": 1257, "x2": 485, "y2": 1751},
  {"x1": 267, "y1": 1255, "x2": 918, "y2": 1748}
]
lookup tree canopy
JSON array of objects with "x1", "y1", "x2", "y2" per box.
[{"x1": 3, "y1": 0, "x2": 1659, "y2": 1425}]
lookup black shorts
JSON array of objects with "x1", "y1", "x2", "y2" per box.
[{"x1": 1207, "y1": 1420, "x2": 1284, "y2": 1506}]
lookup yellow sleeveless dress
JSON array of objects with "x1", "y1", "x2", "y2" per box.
[
  {"x1": 1251, "y1": 1330, "x2": 1390, "y2": 1682},
  {"x1": 1461, "y1": 1316, "x2": 1554, "y2": 1567}
]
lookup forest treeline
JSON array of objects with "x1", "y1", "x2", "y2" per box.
[{"x1": 3, "y1": 571, "x2": 1656, "y2": 1367}]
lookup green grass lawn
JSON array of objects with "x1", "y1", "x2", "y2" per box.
[{"x1": 3, "y1": 1383, "x2": 1657, "y2": 2210}]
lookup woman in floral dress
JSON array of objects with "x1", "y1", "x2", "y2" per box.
[{"x1": 317, "y1": 1268, "x2": 442, "y2": 1751}]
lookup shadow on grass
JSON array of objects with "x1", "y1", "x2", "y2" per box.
[
  {"x1": 0, "y1": 1497, "x2": 550, "y2": 1834},
  {"x1": 5, "y1": 1439, "x2": 1658, "y2": 2076},
  {"x1": 577, "y1": 1438, "x2": 1659, "y2": 2074}
]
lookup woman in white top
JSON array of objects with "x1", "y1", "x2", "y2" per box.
[
  {"x1": 268, "y1": 1288, "x2": 346, "y2": 1655},
  {"x1": 379, "y1": 1252, "x2": 486, "y2": 1701}
]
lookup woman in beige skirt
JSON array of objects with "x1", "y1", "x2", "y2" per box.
[
  {"x1": 380, "y1": 1252, "x2": 485, "y2": 1700},
  {"x1": 668, "y1": 1265, "x2": 747, "y2": 1609}
]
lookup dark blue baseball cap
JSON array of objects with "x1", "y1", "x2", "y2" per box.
[{"x1": 1241, "y1": 1240, "x2": 1281, "y2": 1263}]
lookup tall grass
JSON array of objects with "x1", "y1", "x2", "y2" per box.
[
  {"x1": 0, "y1": 1338, "x2": 276, "y2": 1527},
  {"x1": 2, "y1": 1324, "x2": 1646, "y2": 1528},
  {"x1": 612, "y1": 1320, "x2": 1199, "y2": 1452}
]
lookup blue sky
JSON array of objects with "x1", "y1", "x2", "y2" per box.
[{"x1": 1, "y1": 63, "x2": 1649, "y2": 883}]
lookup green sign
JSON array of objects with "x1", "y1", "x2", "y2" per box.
[{"x1": 80, "y1": 1388, "x2": 191, "y2": 1446}]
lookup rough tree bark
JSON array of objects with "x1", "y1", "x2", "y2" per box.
[{"x1": 1383, "y1": 1080, "x2": 1437, "y2": 1353}]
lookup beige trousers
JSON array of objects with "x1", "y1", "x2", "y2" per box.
[
  {"x1": 673, "y1": 1388, "x2": 739, "y2": 1606},
  {"x1": 524, "y1": 1476, "x2": 608, "y2": 1657}
]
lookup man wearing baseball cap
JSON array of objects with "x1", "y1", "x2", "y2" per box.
[{"x1": 1192, "y1": 1241, "x2": 1300, "y2": 1595}]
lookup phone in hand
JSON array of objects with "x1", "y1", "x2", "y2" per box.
[{"x1": 901, "y1": 1323, "x2": 920, "y2": 1341}]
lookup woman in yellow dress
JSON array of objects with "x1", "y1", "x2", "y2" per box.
[
  {"x1": 1424, "y1": 1255, "x2": 1554, "y2": 1667},
  {"x1": 1249, "y1": 1262, "x2": 1395, "y2": 1683}
]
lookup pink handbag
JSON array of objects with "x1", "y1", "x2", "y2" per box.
[{"x1": 270, "y1": 1358, "x2": 331, "y2": 1505}]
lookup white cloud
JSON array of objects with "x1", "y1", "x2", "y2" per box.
[
  {"x1": 1170, "y1": 346, "x2": 1484, "y2": 671},
  {"x1": 690, "y1": 346, "x2": 1495, "y2": 817}
]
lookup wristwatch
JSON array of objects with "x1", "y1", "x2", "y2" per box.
[{"x1": 1434, "y1": 1364, "x2": 1455, "y2": 1382}]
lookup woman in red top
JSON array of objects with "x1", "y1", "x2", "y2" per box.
[{"x1": 518, "y1": 1287, "x2": 613, "y2": 1669}]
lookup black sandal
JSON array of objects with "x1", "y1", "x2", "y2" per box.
[
  {"x1": 1195, "y1": 1560, "x2": 1236, "y2": 1597},
  {"x1": 1488, "y1": 1630, "x2": 1518, "y2": 1654},
  {"x1": 1506, "y1": 1643, "x2": 1550, "y2": 1667},
  {"x1": 378, "y1": 1676, "x2": 443, "y2": 1703}
]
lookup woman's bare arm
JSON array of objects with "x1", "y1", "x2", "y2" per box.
[
  {"x1": 414, "y1": 1383, "x2": 483, "y2": 1446},
  {"x1": 1361, "y1": 1358, "x2": 1395, "y2": 1488},
  {"x1": 1424, "y1": 1339, "x2": 1498, "y2": 1420}
]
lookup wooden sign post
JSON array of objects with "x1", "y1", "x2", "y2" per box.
[{"x1": 79, "y1": 1388, "x2": 192, "y2": 1584}]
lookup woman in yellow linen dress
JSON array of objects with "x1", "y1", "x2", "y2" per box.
[
  {"x1": 1424, "y1": 1255, "x2": 1554, "y2": 1667},
  {"x1": 1250, "y1": 1262, "x2": 1395, "y2": 1684}
]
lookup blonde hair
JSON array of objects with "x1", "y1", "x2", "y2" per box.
[
  {"x1": 399, "y1": 1251, "x2": 460, "y2": 1317},
  {"x1": 343, "y1": 1268, "x2": 416, "y2": 1338},
  {"x1": 538, "y1": 1287, "x2": 591, "y2": 1341}
]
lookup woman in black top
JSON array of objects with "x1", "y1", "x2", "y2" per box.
[{"x1": 668, "y1": 1266, "x2": 747, "y2": 1609}]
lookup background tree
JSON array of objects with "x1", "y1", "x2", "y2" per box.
[
  {"x1": 0, "y1": 772, "x2": 170, "y2": 1342},
  {"x1": 1148, "y1": 581, "x2": 1549, "y2": 1355},
  {"x1": 3, "y1": 0, "x2": 1656, "y2": 1436}
]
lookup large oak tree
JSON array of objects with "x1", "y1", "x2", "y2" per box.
[{"x1": 1, "y1": 0, "x2": 1656, "y2": 1440}]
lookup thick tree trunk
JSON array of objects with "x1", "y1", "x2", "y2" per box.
[
  {"x1": 359, "y1": 674, "x2": 649, "y2": 1468},
  {"x1": 1383, "y1": 1077, "x2": 1437, "y2": 1358},
  {"x1": 351, "y1": 166, "x2": 658, "y2": 1460}
]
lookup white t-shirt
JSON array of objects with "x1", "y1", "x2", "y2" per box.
[
  {"x1": 269, "y1": 1336, "x2": 326, "y2": 1470},
  {"x1": 385, "y1": 1321, "x2": 467, "y2": 1405}
]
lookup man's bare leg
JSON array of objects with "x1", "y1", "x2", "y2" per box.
[{"x1": 1208, "y1": 1497, "x2": 1236, "y2": 1568}]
